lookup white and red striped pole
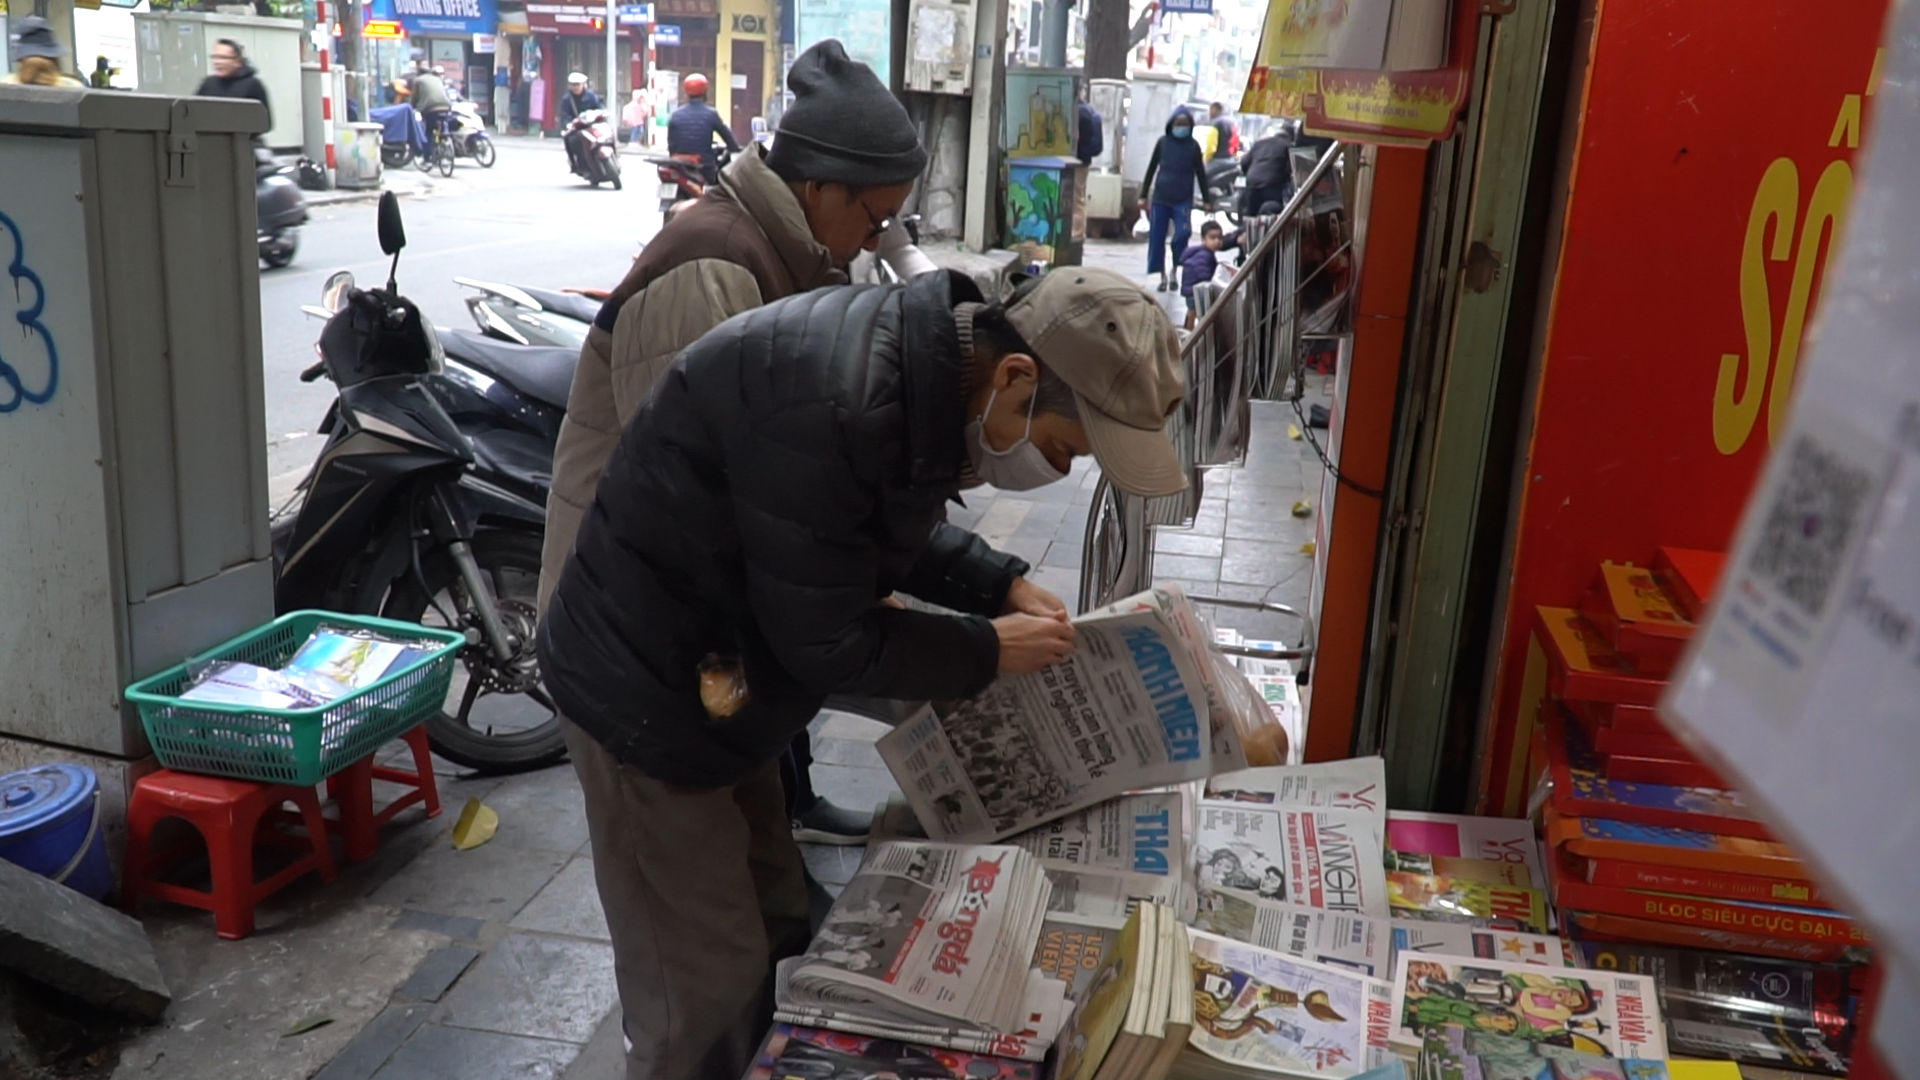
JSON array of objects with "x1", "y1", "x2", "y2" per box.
[{"x1": 317, "y1": 0, "x2": 338, "y2": 184}]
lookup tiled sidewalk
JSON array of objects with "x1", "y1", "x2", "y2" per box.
[{"x1": 113, "y1": 239, "x2": 1324, "y2": 1080}]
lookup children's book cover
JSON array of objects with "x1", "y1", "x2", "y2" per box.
[
  {"x1": 1186, "y1": 928, "x2": 1396, "y2": 1077},
  {"x1": 1390, "y1": 954, "x2": 1666, "y2": 1058}
]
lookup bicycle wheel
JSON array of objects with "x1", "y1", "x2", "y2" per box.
[{"x1": 436, "y1": 140, "x2": 455, "y2": 177}]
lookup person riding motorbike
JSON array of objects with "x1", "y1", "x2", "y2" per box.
[
  {"x1": 559, "y1": 72, "x2": 606, "y2": 175},
  {"x1": 409, "y1": 64, "x2": 454, "y2": 146},
  {"x1": 3, "y1": 17, "x2": 85, "y2": 87},
  {"x1": 666, "y1": 72, "x2": 741, "y2": 186}
]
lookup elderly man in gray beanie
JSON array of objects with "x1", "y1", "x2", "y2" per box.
[{"x1": 539, "y1": 38, "x2": 935, "y2": 1080}]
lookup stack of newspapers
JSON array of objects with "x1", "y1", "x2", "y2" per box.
[
  {"x1": 743, "y1": 585, "x2": 1682, "y2": 1080},
  {"x1": 773, "y1": 840, "x2": 1060, "y2": 1058}
]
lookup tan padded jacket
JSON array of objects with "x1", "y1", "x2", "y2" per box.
[{"x1": 538, "y1": 148, "x2": 842, "y2": 613}]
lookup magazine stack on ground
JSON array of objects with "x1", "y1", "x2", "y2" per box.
[{"x1": 773, "y1": 840, "x2": 1058, "y2": 1058}]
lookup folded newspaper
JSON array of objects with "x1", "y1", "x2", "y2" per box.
[
  {"x1": 1192, "y1": 888, "x2": 1392, "y2": 977},
  {"x1": 1176, "y1": 928, "x2": 1397, "y2": 1078},
  {"x1": 772, "y1": 965, "x2": 1067, "y2": 1062},
  {"x1": 879, "y1": 590, "x2": 1237, "y2": 843},
  {"x1": 776, "y1": 841, "x2": 1052, "y2": 1035},
  {"x1": 875, "y1": 789, "x2": 1196, "y2": 928}
]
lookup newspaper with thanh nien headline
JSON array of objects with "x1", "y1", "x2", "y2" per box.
[
  {"x1": 878, "y1": 596, "x2": 1229, "y2": 844},
  {"x1": 776, "y1": 841, "x2": 1054, "y2": 1036}
]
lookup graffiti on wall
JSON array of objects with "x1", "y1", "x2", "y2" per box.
[
  {"x1": 0, "y1": 211, "x2": 58, "y2": 413},
  {"x1": 1006, "y1": 162, "x2": 1063, "y2": 261},
  {"x1": 1004, "y1": 69, "x2": 1076, "y2": 157}
]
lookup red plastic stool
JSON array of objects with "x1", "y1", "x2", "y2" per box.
[
  {"x1": 122, "y1": 771, "x2": 338, "y2": 940},
  {"x1": 322, "y1": 724, "x2": 441, "y2": 862}
]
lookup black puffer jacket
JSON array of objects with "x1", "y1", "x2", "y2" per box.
[
  {"x1": 196, "y1": 64, "x2": 272, "y2": 129},
  {"x1": 539, "y1": 271, "x2": 1029, "y2": 786}
]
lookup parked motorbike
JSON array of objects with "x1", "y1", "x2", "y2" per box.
[
  {"x1": 564, "y1": 109, "x2": 623, "y2": 189},
  {"x1": 272, "y1": 193, "x2": 566, "y2": 773},
  {"x1": 256, "y1": 148, "x2": 309, "y2": 268},
  {"x1": 455, "y1": 277, "x2": 598, "y2": 349},
  {"x1": 1205, "y1": 156, "x2": 1244, "y2": 225},
  {"x1": 450, "y1": 100, "x2": 497, "y2": 168}
]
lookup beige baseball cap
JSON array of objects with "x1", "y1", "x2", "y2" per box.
[{"x1": 1005, "y1": 267, "x2": 1188, "y2": 497}]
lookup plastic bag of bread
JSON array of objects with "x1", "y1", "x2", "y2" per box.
[
  {"x1": 1210, "y1": 651, "x2": 1291, "y2": 766},
  {"x1": 698, "y1": 654, "x2": 750, "y2": 720}
]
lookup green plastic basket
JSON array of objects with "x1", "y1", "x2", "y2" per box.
[{"x1": 125, "y1": 610, "x2": 467, "y2": 787}]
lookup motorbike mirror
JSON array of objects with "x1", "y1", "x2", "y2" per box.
[
  {"x1": 322, "y1": 271, "x2": 356, "y2": 313},
  {"x1": 377, "y1": 192, "x2": 407, "y2": 256}
]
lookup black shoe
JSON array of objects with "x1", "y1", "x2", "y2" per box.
[{"x1": 792, "y1": 798, "x2": 873, "y2": 845}]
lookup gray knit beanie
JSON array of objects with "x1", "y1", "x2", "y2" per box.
[{"x1": 767, "y1": 40, "x2": 927, "y2": 187}]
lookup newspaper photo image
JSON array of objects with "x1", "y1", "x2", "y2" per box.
[
  {"x1": 803, "y1": 873, "x2": 929, "y2": 978},
  {"x1": 878, "y1": 603, "x2": 1216, "y2": 843},
  {"x1": 1194, "y1": 803, "x2": 1390, "y2": 917},
  {"x1": 1185, "y1": 928, "x2": 1397, "y2": 1077},
  {"x1": 1192, "y1": 888, "x2": 1390, "y2": 976},
  {"x1": 778, "y1": 841, "x2": 1051, "y2": 1035}
]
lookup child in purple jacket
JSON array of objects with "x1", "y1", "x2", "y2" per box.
[{"x1": 1179, "y1": 220, "x2": 1242, "y2": 328}]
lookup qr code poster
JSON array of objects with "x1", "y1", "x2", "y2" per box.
[{"x1": 1672, "y1": 402, "x2": 1896, "y2": 731}]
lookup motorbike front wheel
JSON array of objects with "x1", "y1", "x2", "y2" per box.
[
  {"x1": 381, "y1": 529, "x2": 567, "y2": 773},
  {"x1": 261, "y1": 227, "x2": 298, "y2": 269},
  {"x1": 471, "y1": 136, "x2": 497, "y2": 168}
]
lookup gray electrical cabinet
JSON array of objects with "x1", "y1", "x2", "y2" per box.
[
  {"x1": 132, "y1": 11, "x2": 306, "y2": 151},
  {"x1": 0, "y1": 87, "x2": 275, "y2": 761}
]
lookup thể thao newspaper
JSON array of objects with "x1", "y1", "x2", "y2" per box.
[{"x1": 878, "y1": 599, "x2": 1228, "y2": 843}]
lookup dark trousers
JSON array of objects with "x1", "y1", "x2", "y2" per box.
[
  {"x1": 564, "y1": 720, "x2": 810, "y2": 1080},
  {"x1": 781, "y1": 732, "x2": 817, "y2": 818},
  {"x1": 1147, "y1": 201, "x2": 1192, "y2": 275}
]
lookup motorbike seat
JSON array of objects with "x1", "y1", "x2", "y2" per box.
[
  {"x1": 517, "y1": 286, "x2": 603, "y2": 325},
  {"x1": 443, "y1": 329, "x2": 576, "y2": 410}
]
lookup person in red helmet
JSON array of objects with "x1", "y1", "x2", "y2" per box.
[{"x1": 666, "y1": 71, "x2": 740, "y2": 184}]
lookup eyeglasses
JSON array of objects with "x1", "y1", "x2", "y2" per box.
[{"x1": 855, "y1": 196, "x2": 895, "y2": 240}]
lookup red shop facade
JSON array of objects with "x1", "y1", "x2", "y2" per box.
[{"x1": 523, "y1": 0, "x2": 718, "y2": 131}]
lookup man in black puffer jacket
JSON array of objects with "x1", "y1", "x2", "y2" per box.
[{"x1": 539, "y1": 266, "x2": 1187, "y2": 1080}]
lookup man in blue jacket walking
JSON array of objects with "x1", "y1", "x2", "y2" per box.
[{"x1": 1137, "y1": 106, "x2": 1212, "y2": 292}]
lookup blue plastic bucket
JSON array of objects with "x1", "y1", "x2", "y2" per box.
[{"x1": 0, "y1": 765, "x2": 113, "y2": 901}]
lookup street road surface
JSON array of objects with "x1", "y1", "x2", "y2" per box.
[{"x1": 260, "y1": 138, "x2": 661, "y2": 496}]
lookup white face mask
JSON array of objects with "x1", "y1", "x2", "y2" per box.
[{"x1": 965, "y1": 387, "x2": 1067, "y2": 491}]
